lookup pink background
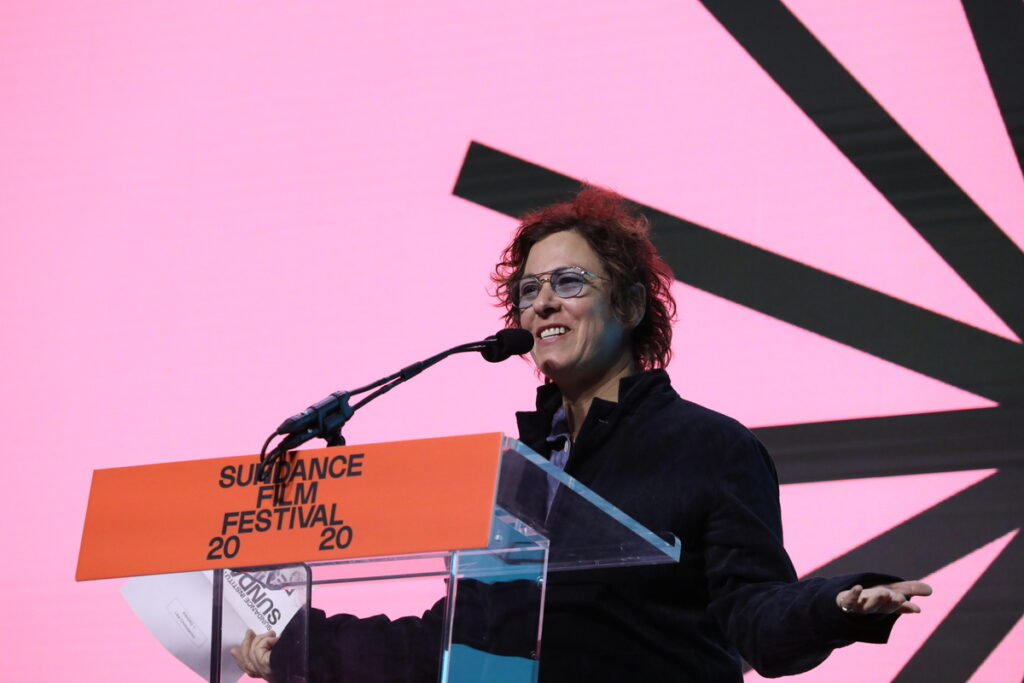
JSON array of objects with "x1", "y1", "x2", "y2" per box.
[{"x1": 1, "y1": 0, "x2": 1020, "y2": 680}]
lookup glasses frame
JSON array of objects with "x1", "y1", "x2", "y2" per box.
[{"x1": 512, "y1": 266, "x2": 609, "y2": 310}]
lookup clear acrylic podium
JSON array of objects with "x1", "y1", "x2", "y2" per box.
[{"x1": 78, "y1": 434, "x2": 679, "y2": 683}]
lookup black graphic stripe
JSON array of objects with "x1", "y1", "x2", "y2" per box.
[
  {"x1": 755, "y1": 406, "x2": 1024, "y2": 484},
  {"x1": 962, "y1": 0, "x2": 1024, "y2": 179},
  {"x1": 698, "y1": 0, "x2": 1024, "y2": 343},
  {"x1": 804, "y1": 468, "x2": 1021, "y2": 585},
  {"x1": 453, "y1": 142, "x2": 1024, "y2": 404},
  {"x1": 892, "y1": 531, "x2": 1024, "y2": 681}
]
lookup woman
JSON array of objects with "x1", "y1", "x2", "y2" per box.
[{"x1": 235, "y1": 187, "x2": 931, "y2": 681}]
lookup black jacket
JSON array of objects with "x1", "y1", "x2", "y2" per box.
[
  {"x1": 522, "y1": 370, "x2": 899, "y2": 681},
  {"x1": 273, "y1": 370, "x2": 899, "y2": 682}
]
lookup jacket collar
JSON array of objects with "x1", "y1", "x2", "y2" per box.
[{"x1": 516, "y1": 369, "x2": 671, "y2": 456}]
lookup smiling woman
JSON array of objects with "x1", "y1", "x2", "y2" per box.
[
  {"x1": 494, "y1": 186, "x2": 676, "y2": 374},
  {"x1": 487, "y1": 186, "x2": 932, "y2": 681},
  {"x1": 234, "y1": 187, "x2": 932, "y2": 683}
]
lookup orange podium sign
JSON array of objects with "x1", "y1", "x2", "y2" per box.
[{"x1": 76, "y1": 432, "x2": 504, "y2": 581}]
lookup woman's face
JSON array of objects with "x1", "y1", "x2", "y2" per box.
[{"x1": 519, "y1": 230, "x2": 634, "y2": 393}]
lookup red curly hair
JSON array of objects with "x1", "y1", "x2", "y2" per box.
[{"x1": 493, "y1": 186, "x2": 677, "y2": 370}]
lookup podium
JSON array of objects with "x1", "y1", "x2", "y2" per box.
[{"x1": 78, "y1": 433, "x2": 679, "y2": 682}]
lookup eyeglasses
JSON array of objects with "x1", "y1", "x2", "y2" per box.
[{"x1": 511, "y1": 266, "x2": 609, "y2": 309}]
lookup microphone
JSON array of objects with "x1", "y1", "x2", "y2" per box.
[
  {"x1": 273, "y1": 329, "x2": 533, "y2": 440},
  {"x1": 480, "y1": 328, "x2": 534, "y2": 362},
  {"x1": 258, "y1": 328, "x2": 535, "y2": 481}
]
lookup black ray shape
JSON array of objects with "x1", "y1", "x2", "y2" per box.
[
  {"x1": 697, "y1": 0, "x2": 1024, "y2": 342},
  {"x1": 962, "y1": 0, "x2": 1024, "y2": 180},
  {"x1": 893, "y1": 531, "x2": 1024, "y2": 682},
  {"x1": 798, "y1": 465, "x2": 1022, "y2": 681},
  {"x1": 453, "y1": 142, "x2": 1024, "y2": 405},
  {"x1": 755, "y1": 406, "x2": 1024, "y2": 483},
  {"x1": 800, "y1": 467, "x2": 1022, "y2": 585}
]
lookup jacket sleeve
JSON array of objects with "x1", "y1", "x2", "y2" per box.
[
  {"x1": 269, "y1": 580, "x2": 540, "y2": 683},
  {"x1": 702, "y1": 429, "x2": 900, "y2": 677},
  {"x1": 270, "y1": 603, "x2": 444, "y2": 683}
]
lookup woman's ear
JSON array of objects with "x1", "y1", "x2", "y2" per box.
[{"x1": 624, "y1": 283, "x2": 646, "y2": 329}]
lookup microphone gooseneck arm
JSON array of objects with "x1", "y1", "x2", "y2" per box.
[{"x1": 256, "y1": 330, "x2": 533, "y2": 482}]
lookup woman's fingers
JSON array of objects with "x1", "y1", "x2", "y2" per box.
[
  {"x1": 836, "y1": 581, "x2": 933, "y2": 615},
  {"x1": 230, "y1": 629, "x2": 277, "y2": 680}
]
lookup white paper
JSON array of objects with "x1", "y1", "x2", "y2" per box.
[{"x1": 121, "y1": 569, "x2": 304, "y2": 681}]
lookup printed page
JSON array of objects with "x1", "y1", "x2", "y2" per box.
[{"x1": 121, "y1": 569, "x2": 303, "y2": 681}]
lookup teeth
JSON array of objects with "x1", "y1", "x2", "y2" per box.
[{"x1": 540, "y1": 326, "x2": 567, "y2": 339}]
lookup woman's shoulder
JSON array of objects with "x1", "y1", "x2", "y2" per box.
[{"x1": 631, "y1": 374, "x2": 757, "y2": 446}]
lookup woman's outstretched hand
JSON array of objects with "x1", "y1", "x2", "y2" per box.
[
  {"x1": 231, "y1": 628, "x2": 278, "y2": 681},
  {"x1": 836, "y1": 581, "x2": 933, "y2": 615}
]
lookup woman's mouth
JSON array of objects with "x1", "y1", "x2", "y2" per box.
[{"x1": 539, "y1": 325, "x2": 568, "y2": 340}]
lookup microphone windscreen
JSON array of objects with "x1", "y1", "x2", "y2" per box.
[
  {"x1": 482, "y1": 328, "x2": 534, "y2": 362},
  {"x1": 500, "y1": 328, "x2": 534, "y2": 355}
]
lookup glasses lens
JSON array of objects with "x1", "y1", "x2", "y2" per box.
[
  {"x1": 515, "y1": 277, "x2": 541, "y2": 308},
  {"x1": 551, "y1": 270, "x2": 587, "y2": 298}
]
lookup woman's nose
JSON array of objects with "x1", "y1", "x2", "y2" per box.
[{"x1": 531, "y1": 279, "x2": 560, "y2": 313}]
